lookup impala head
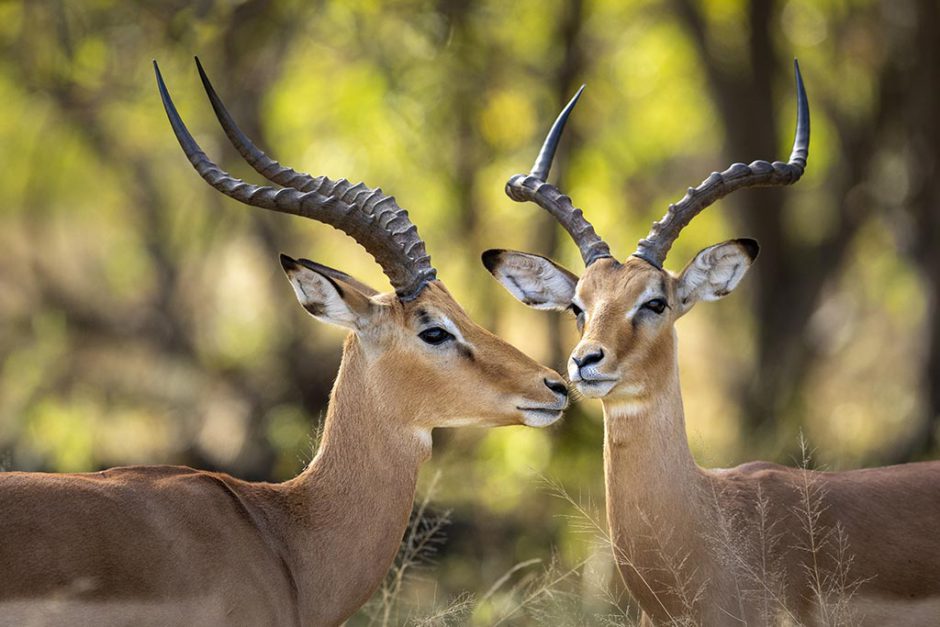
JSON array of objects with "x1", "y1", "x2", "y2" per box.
[
  {"x1": 484, "y1": 62, "x2": 808, "y2": 403},
  {"x1": 155, "y1": 58, "x2": 568, "y2": 429}
]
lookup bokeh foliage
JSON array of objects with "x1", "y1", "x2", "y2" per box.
[{"x1": 1, "y1": 0, "x2": 938, "y2": 621}]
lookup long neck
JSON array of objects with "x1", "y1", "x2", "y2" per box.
[
  {"x1": 602, "y1": 354, "x2": 715, "y2": 619},
  {"x1": 283, "y1": 335, "x2": 431, "y2": 625}
]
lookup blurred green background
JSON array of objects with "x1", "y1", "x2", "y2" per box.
[{"x1": 1, "y1": 0, "x2": 938, "y2": 623}]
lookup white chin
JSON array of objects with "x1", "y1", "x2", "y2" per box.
[
  {"x1": 521, "y1": 409, "x2": 564, "y2": 427},
  {"x1": 576, "y1": 379, "x2": 618, "y2": 398}
]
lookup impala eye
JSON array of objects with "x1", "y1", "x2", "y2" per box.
[
  {"x1": 642, "y1": 298, "x2": 668, "y2": 314},
  {"x1": 569, "y1": 303, "x2": 586, "y2": 333},
  {"x1": 418, "y1": 326, "x2": 454, "y2": 345}
]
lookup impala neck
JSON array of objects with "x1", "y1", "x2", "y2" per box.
[
  {"x1": 601, "y1": 353, "x2": 713, "y2": 617},
  {"x1": 285, "y1": 334, "x2": 432, "y2": 624}
]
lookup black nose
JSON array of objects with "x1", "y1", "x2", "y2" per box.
[
  {"x1": 544, "y1": 378, "x2": 569, "y2": 397},
  {"x1": 573, "y1": 349, "x2": 604, "y2": 369}
]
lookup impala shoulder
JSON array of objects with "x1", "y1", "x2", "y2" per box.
[
  {"x1": 95, "y1": 466, "x2": 276, "y2": 510},
  {"x1": 91, "y1": 464, "x2": 203, "y2": 482},
  {"x1": 715, "y1": 460, "x2": 794, "y2": 480},
  {"x1": 729, "y1": 460, "x2": 785, "y2": 474},
  {"x1": 709, "y1": 461, "x2": 804, "y2": 495}
]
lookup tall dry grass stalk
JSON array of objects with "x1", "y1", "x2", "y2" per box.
[
  {"x1": 705, "y1": 433, "x2": 867, "y2": 626},
  {"x1": 790, "y1": 434, "x2": 867, "y2": 626}
]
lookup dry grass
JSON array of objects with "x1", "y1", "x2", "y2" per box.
[
  {"x1": 478, "y1": 553, "x2": 587, "y2": 626},
  {"x1": 355, "y1": 435, "x2": 867, "y2": 626},
  {"x1": 790, "y1": 434, "x2": 867, "y2": 626},
  {"x1": 542, "y1": 475, "x2": 692, "y2": 626},
  {"x1": 705, "y1": 433, "x2": 867, "y2": 626},
  {"x1": 707, "y1": 478, "x2": 793, "y2": 625},
  {"x1": 359, "y1": 471, "x2": 464, "y2": 627}
]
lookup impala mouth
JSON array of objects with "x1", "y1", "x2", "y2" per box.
[
  {"x1": 517, "y1": 405, "x2": 565, "y2": 427},
  {"x1": 573, "y1": 376, "x2": 619, "y2": 398}
]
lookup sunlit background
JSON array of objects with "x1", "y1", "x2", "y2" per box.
[{"x1": 1, "y1": 0, "x2": 938, "y2": 623}]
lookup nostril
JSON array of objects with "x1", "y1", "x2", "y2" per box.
[
  {"x1": 544, "y1": 378, "x2": 569, "y2": 397},
  {"x1": 573, "y1": 349, "x2": 604, "y2": 369}
]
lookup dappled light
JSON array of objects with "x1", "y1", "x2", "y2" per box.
[{"x1": 1, "y1": 0, "x2": 938, "y2": 622}]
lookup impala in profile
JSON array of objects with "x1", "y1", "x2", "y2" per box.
[
  {"x1": 0, "y1": 59, "x2": 569, "y2": 626},
  {"x1": 485, "y1": 62, "x2": 940, "y2": 625}
]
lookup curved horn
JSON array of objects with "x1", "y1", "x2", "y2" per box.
[
  {"x1": 633, "y1": 59, "x2": 810, "y2": 268},
  {"x1": 154, "y1": 60, "x2": 436, "y2": 301},
  {"x1": 195, "y1": 57, "x2": 321, "y2": 193},
  {"x1": 504, "y1": 86, "x2": 612, "y2": 267}
]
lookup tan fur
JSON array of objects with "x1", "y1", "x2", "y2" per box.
[
  {"x1": 573, "y1": 258, "x2": 940, "y2": 625},
  {"x1": 0, "y1": 281, "x2": 566, "y2": 626}
]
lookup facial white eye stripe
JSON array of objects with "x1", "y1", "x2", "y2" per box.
[
  {"x1": 438, "y1": 315, "x2": 462, "y2": 339},
  {"x1": 628, "y1": 286, "x2": 667, "y2": 318},
  {"x1": 420, "y1": 313, "x2": 470, "y2": 348}
]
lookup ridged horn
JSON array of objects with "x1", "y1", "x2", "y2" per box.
[
  {"x1": 633, "y1": 59, "x2": 810, "y2": 267},
  {"x1": 154, "y1": 59, "x2": 436, "y2": 301}
]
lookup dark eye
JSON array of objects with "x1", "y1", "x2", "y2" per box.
[
  {"x1": 570, "y1": 303, "x2": 586, "y2": 333},
  {"x1": 418, "y1": 326, "x2": 454, "y2": 346},
  {"x1": 641, "y1": 298, "x2": 668, "y2": 315}
]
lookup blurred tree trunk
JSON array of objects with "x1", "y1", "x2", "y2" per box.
[
  {"x1": 437, "y1": 0, "x2": 488, "y2": 305},
  {"x1": 439, "y1": 0, "x2": 480, "y2": 238},
  {"x1": 674, "y1": 0, "x2": 883, "y2": 452},
  {"x1": 885, "y1": 0, "x2": 940, "y2": 462}
]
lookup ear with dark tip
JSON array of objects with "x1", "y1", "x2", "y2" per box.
[
  {"x1": 675, "y1": 239, "x2": 759, "y2": 316},
  {"x1": 736, "y1": 238, "x2": 760, "y2": 261},
  {"x1": 482, "y1": 249, "x2": 578, "y2": 311},
  {"x1": 280, "y1": 254, "x2": 377, "y2": 330}
]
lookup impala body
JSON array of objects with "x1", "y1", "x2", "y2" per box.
[
  {"x1": 485, "y1": 64, "x2": 940, "y2": 625},
  {"x1": 0, "y1": 60, "x2": 569, "y2": 626}
]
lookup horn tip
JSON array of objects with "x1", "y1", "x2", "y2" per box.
[
  {"x1": 567, "y1": 85, "x2": 586, "y2": 109},
  {"x1": 529, "y1": 84, "x2": 585, "y2": 180},
  {"x1": 153, "y1": 60, "x2": 167, "y2": 91}
]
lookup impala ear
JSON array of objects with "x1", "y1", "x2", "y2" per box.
[
  {"x1": 280, "y1": 254, "x2": 377, "y2": 330},
  {"x1": 482, "y1": 249, "x2": 578, "y2": 311},
  {"x1": 676, "y1": 239, "x2": 759, "y2": 315}
]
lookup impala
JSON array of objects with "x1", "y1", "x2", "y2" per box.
[
  {"x1": 484, "y1": 62, "x2": 940, "y2": 625},
  {"x1": 0, "y1": 59, "x2": 569, "y2": 626}
]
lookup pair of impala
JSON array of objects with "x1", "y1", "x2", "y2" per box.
[{"x1": 1, "y1": 58, "x2": 938, "y2": 626}]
